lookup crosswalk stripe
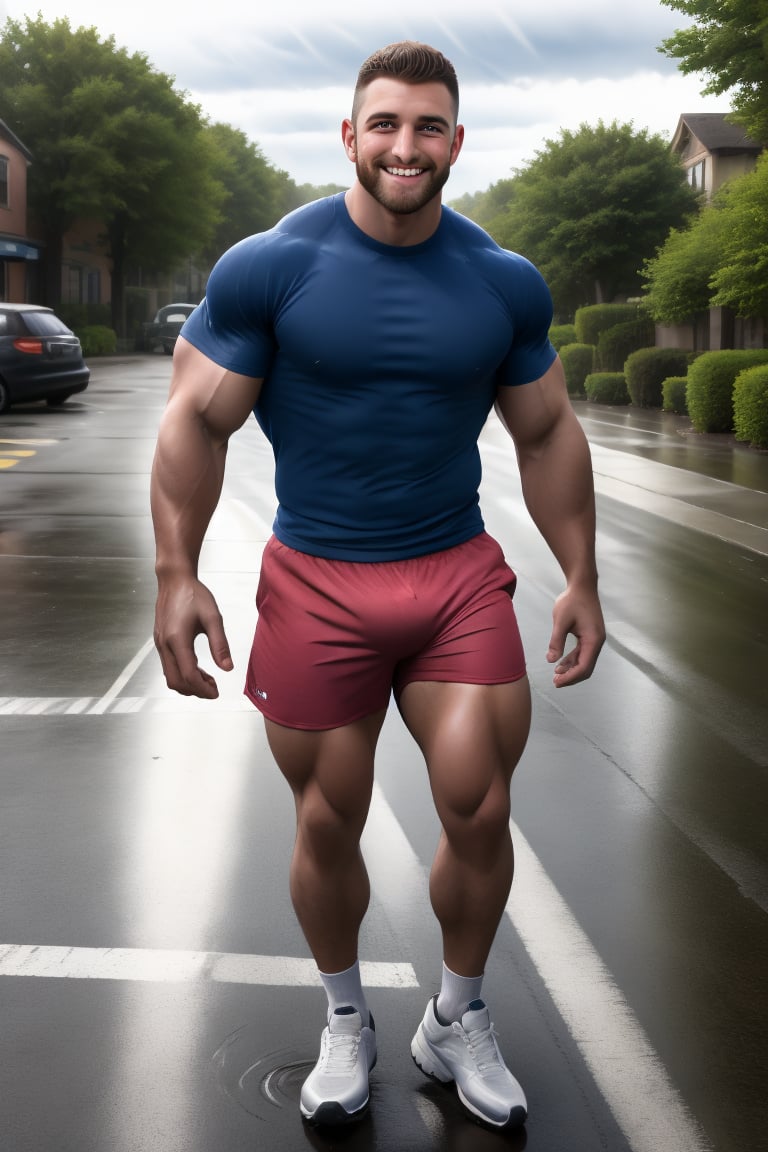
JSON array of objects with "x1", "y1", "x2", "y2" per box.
[
  {"x1": 507, "y1": 822, "x2": 710, "y2": 1152},
  {"x1": 0, "y1": 944, "x2": 418, "y2": 987}
]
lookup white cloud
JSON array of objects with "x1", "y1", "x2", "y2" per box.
[{"x1": 3, "y1": 0, "x2": 728, "y2": 196}]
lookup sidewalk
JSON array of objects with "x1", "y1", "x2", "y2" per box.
[{"x1": 576, "y1": 404, "x2": 768, "y2": 557}]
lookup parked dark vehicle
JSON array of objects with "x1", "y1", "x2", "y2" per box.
[
  {"x1": 137, "y1": 302, "x2": 197, "y2": 355},
  {"x1": 0, "y1": 304, "x2": 90, "y2": 414}
]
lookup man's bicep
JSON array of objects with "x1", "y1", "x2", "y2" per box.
[
  {"x1": 167, "y1": 337, "x2": 263, "y2": 442},
  {"x1": 494, "y1": 356, "x2": 570, "y2": 448}
]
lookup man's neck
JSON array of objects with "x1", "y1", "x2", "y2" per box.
[{"x1": 344, "y1": 184, "x2": 443, "y2": 247}]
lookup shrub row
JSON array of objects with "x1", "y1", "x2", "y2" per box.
[
  {"x1": 549, "y1": 323, "x2": 577, "y2": 351},
  {"x1": 559, "y1": 342, "x2": 594, "y2": 395},
  {"x1": 575, "y1": 304, "x2": 646, "y2": 346},
  {"x1": 686, "y1": 349, "x2": 768, "y2": 433},
  {"x1": 76, "y1": 325, "x2": 118, "y2": 357},
  {"x1": 624, "y1": 347, "x2": 690, "y2": 407},
  {"x1": 734, "y1": 365, "x2": 768, "y2": 448},
  {"x1": 662, "y1": 377, "x2": 688, "y2": 415},
  {"x1": 584, "y1": 372, "x2": 629, "y2": 404},
  {"x1": 597, "y1": 319, "x2": 656, "y2": 371}
]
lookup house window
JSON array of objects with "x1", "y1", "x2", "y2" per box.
[
  {"x1": 687, "y1": 159, "x2": 706, "y2": 191},
  {"x1": 0, "y1": 156, "x2": 9, "y2": 207}
]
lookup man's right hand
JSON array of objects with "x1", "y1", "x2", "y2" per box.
[{"x1": 153, "y1": 576, "x2": 233, "y2": 699}]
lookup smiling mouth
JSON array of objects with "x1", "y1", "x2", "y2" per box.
[{"x1": 385, "y1": 167, "x2": 425, "y2": 177}]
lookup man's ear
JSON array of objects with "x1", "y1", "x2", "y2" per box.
[
  {"x1": 341, "y1": 118, "x2": 357, "y2": 161},
  {"x1": 450, "y1": 123, "x2": 465, "y2": 166}
]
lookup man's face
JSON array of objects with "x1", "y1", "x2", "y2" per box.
[{"x1": 343, "y1": 77, "x2": 464, "y2": 216}]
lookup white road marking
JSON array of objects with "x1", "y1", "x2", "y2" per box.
[
  {"x1": 0, "y1": 944, "x2": 417, "y2": 988},
  {"x1": 0, "y1": 676, "x2": 711, "y2": 1149},
  {"x1": 88, "y1": 638, "x2": 155, "y2": 714},
  {"x1": 507, "y1": 821, "x2": 712, "y2": 1152},
  {"x1": 0, "y1": 437, "x2": 57, "y2": 445}
]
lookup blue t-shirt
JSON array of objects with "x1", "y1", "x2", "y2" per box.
[{"x1": 182, "y1": 193, "x2": 556, "y2": 560}]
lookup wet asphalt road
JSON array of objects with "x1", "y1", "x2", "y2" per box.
[{"x1": 0, "y1": 357, "x2": 767, "y2": 1152}]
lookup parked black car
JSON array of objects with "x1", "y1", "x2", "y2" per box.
[
  {"x1": 0, "y1": 304, "x2": 90, "y2": 414},
  {"x1": 137, "y1": 302, "x2": 197, "y2": 355}
]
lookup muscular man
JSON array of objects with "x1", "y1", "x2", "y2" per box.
[{"x1": 151, "y1": 40, "x2": 604, "y2": 1131}]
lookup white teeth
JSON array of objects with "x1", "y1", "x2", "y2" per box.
[{"x1": 386, "y1": 167, "x2": 423, "y2": 177}]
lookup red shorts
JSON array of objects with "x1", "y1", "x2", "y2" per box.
[{"x1": 245, "y1": 532, "x2": 526, "y2": 730}]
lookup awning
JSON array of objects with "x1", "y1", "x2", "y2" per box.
[{"x1": 0, "y1": 239, "x2": 40, "y2": 261}]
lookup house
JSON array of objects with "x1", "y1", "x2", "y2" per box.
[
  {"x1": 0, "y1": 119, "x2": 40, "y2": 302},
  {"x1": 658, "y1": 112, "x2": 764, "y2": 351},
  {"x1": 670, "y1": 112, "x2": 761, "y2": 200}
]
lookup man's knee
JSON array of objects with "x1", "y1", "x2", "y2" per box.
[{"x1": 436, "y1": 773, "x2": 512, "y2": 868}]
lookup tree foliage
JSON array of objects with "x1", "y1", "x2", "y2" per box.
[
  {"x1": 659, "y1": 0, "x2": 768, "y2": 145},
  {"x1": 709, "y1": 151, "x2": 768, "y2": 316},
  {"x1": 0, "y1": 15, "x2": 224, "y2": 326},
  {"x1": 643, "y1": 152, "x2": 768, "y2": 321},
  {"x1": 202, "y1": 123, "x2": 312, "y2": 260},
  {"x1": 482, "y1": 121, "x2": 698, "y2": 318},
  {"x1": 641, "y1": 207, "x2": 725, "y2": 322}
]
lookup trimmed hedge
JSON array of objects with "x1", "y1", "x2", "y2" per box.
[
  {"x1": 624, "y1": 347, "x2": 690, "y2": 408},
  {"x1": 575, "y1": 303, "x2": 646, "y2": 347},
  {"x1": 549, "y1": 323, "x2": 577, "y2": 351},
  {"x1": 662, "y1": 376, "x2": 688, "y2": 415},
  {"x1": 77, "y1": 325, "x2": 118, "y2": 357},
  {"x1": 559, "y1": 343, "x2": 595, "y2": 396},
  {"x1": 686, "y1": 349, "x2": 768, "y2": 433},
  {"x1": 596, "y1": 318, "x2": 656, "y2": 371},
  {"x1": 584, "y1": 372, "x2": 630, "y2": 405},
  {"x1": 733, "y1": 364, "x2": 768, "y2": 448}
]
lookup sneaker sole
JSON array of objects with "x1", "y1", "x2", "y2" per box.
[
  {"x1": 301, "y1": 1098, "x2": 369, "y2": 1127},
  {"x1": 300, "y1": 1050, "x2": 377, "y2": 1127},
  {"x1": 411, "y1": 1026, "x2": 453, "y2": 1082},
  {"x1": 411, "y1": 1026, "x2": 527, "y2": 1131}
]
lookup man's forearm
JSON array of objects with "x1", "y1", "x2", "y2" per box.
[
  {"x1": 517, "y1": 418, "x2": 598, "y2": 588},
  {"x1": 150, "y1": 405, "x2": 227, "y2": 581}
]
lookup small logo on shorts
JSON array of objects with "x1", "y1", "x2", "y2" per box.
[{"x1": 255, "y1": 687, "x2": 268, "y2": 701}]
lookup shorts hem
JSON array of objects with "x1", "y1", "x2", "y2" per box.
[
  {"x1": 243, "y1": 687, "x2": 391, "y2": 731},
  {"x1": 394, "y1": 668, "x2": 528, "y2": 697}
]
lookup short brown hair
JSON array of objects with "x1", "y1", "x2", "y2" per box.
[{"x1": 352, "y1": 41, "x2": 459, "y2": 122}]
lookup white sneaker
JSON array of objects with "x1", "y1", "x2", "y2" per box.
[
  {"x1": 411, "y1": 996, "x2": 527, "y2": 1129},
  {"x1": 300, "y1": 1006, "x2": 377, "y2": 1126}
]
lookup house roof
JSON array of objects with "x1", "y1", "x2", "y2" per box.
[
  {"x1": 0, "y1": 118, "x2": 33, "y2": 161},
  {"x1": 671, "y1": 113, "x2": 762, "y2": 155}
]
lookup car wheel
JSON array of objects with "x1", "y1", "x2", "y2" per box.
[
  {"x1": 47, "y1": 393, "x2": 72, "y2": 407},
  {"x1": 0, "y1": 378, "x2": 10, "y2": 415}
]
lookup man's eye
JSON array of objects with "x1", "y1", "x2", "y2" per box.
[
  {"x1": 375, "y1": 120, "x2": 395, "y2": 129},
  {"x1": 421, "y1": 124, "x2": 440, "y2": 133}
]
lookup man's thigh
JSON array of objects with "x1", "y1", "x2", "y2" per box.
[{"x1": 398, "y1": 678, "x2": 532, "y2": 818}]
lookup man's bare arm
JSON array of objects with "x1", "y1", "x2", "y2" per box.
[
  {"x1": 495, "y1": 356, "x2": 605, "y2": 686},
  {"x1": 150, "y1": 336, "x2": 263, "y2": 698}
]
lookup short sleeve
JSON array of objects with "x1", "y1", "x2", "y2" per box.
[
  {"x1": 180, "y1": 234, "x2": 278, "y2": 379},
  {"x1": 496, "y1": 255, "x2": 557, "y2": 387}
]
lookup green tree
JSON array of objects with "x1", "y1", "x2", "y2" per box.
[
  {"x1": 643, "y1": 152, "x2": 768, "y2": 321},
  {"x1": 710, "y1": 151, "x2": 768, "y2": 316},
  {"x1": 450, "y1": 178, "x2": 517, "y2": 228},
  {"x1": 203, "y1": 123, "x2": 307, "y2": 259},
  {"x1": 0, "y1": 15, "x2": 223, "y2": 331},
  {"x1": 641, "y1": 206, "x2": 725, "y2": 322},
  {"x1": 659, "y1": 0, "x2": 768, "y2": 144},
  {"x1": 485, "y1": 121, "x2": 698, "y2": 317}
]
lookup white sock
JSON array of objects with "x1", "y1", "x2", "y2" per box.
[
  {"x1": 435, "y1": 962, "x2": 484, "y2": 1024},
  {"x1": 319, "y1": 961, "x2": 370, "y2": 1025}
]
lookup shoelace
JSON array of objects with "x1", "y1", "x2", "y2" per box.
[
  {"x1": 321, "y1": 1030, "x2": 361, "y2": 1077},
  {"x1": 458, "y1": 1020, "x2": 504, "y2": 1075}
]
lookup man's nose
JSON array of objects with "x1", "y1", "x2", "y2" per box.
[{"x1": 391, "y1": 126, "x2": 419, "y2": 161}]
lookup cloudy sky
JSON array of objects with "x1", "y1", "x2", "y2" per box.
[{"x1": 2, "y1": 0, "x2": 726, "y2": 198}]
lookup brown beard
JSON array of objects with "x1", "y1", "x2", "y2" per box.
[{"x1": 354, "y1": 158, "x2": 451, "y2": 216}]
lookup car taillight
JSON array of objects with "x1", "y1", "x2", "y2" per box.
[{"x1": 13, "y1": 338, "x2": 44, "y2": 354}]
